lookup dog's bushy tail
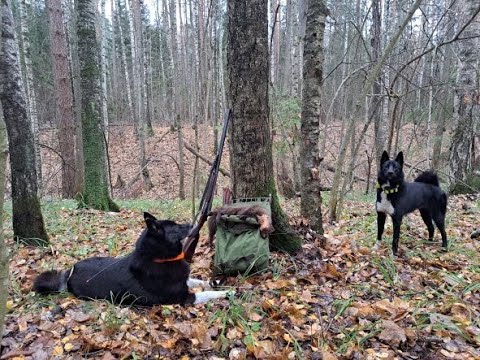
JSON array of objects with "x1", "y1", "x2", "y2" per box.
[
  {"x1": 441, "y1": 193, "x2": 447, "y2": 214},
  {"x1": 33, "y1": 270, "x2": 69, "y2": 294},
  {"x1": 414, "y1": 171, "x2": 440, "y2": 187}
]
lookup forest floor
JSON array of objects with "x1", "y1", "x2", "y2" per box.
[{"x1": 1, "y1": 192, "x2": 480, "y2": 360}]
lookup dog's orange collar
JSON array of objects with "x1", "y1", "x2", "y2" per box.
[{"x1": 152, "y1": 252, "x2": 185, "y2": 263}]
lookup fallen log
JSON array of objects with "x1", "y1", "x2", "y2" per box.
[
  {"x1": 184, "y1": 143, "x2": 231, "y2": 177},
  {"x1": 322, "y1": 163, "x2": 368, "y2": 183}
]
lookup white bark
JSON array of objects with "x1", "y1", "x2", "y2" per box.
[
  {"x1": 98, "y1": 0, "x2": 109, "y2": 141},
  {"x1": 19, "y1": 0, "x2": 42, "y2": 192},
  {"x1": 0, "y1": 104, "x2": 8, "y2": 342}
]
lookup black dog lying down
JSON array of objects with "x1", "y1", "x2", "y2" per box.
[
  {"x1": 376, "y1": 151, "x2": 448, "y2": 255},
  {"x1": 33, "y1": 212, "x2": 232, "y2": 306}
]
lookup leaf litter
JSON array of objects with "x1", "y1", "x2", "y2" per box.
[{"x1": 1, "y1": 193, "x2": 479, "y2": 360}]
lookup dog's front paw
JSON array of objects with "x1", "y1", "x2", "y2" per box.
[
  {"x1": 219, "y1": 289, "x2": 235, "y2": 300},
  {"x1": 193, "y1": 290, "x2": 235, "y2": 304},
  {"x1": 373, "y1": 241, "x2": 382, "y2": 251}
]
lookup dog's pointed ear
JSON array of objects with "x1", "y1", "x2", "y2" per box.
[
  {"x1": 395, "y1": 151, "x2": 404, "y2": 167},
  {"x1": 381, "y1": 151, "x2": 389, "y2": 164},
  {"x1": 144, "y1": 212, "x2": 157, "y2": 222},
  {"x1": 144, "y1": 212, "x2": 161, "y2": 233}
]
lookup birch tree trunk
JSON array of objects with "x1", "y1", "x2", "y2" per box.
[
  {"x1": 18, "y1": 0, "x2": 42, "y2": 192},
  {"x1": 76, "y1": 0, "x2": 119, "y2": 211},
  {"x1": 168, "y1": 0, "x2": 185, "y2": 198},
  {"x1": 168, "y1": 0, "x2": 178, "y2": 119},
  {"x1": 228, "y1": 0, "x2": 301, "y2": 253},
  {"x1": 300, "y1": 0, "x2": 328, "y2": 234},
  {"x1": 46, "y1": 0, "x2": 77, "y2": 198},
  {"x1": 294, "y1": 0, "x2": 306, "y2": 98},
  {"x1": 175, "y1": 114, "x2": 185, "y2": 200},
  {"x1": 131, "y1": 0, "x2": 153, "y2": 191},
  {"x1": 98, "y1": 0, "x2": 109, "y2": 141},
  {"x1": 110, "y1": 0, "x2": 118, "y2": 122},
  {"x1": 144, "y1": 29, "x2": 154, "y2": 134},
  {"x1": 371, "y1": 0, "x2": 385, "y2": 168},
  {"x1": 116, "y1": 0, "x2": 134, "y2": 124},
  {"x1": 448, "y1": 0, "x2": 480, "y2": 192},
  {"x1": 0, "y1": 0, "x2": 49, "y2": 245},
  {"x1": 0, "y1": 105, "x2": 8, "y2": 341},
  {"x1": 282, "y1": 0, "x2": 294, "y2": 95}
]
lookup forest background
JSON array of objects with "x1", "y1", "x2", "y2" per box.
[{"x1": 0, "y1": 0, "x2": 479, "y2": 358}]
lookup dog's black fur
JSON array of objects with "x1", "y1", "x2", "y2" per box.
[
  {"x1": 376, "y1": 151, "x2": 448, "y2": 255},
  {"x1": 33, "y1": 213, "x2": 227, "y2": 306}
]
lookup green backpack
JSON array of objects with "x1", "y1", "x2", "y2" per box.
[{"x1": 213, "y1": 198, "x2": 271, "y2": 276}]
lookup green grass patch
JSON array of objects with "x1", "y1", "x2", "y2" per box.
[
  {"x1": 209, "y1": 291, "x2": 263, "y2": 354},
  {"x1": 372, "y1": 256, "x2": 398, "y2": 286}
]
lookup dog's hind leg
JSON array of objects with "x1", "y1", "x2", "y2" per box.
[
  {"x1": 374, "y1": 212, "x2": 387, "y2": 250},
  {"x1": 432, "y1": 214, "x2": 448, "y2": 249},
  {"x1": 419, "y1": 209, "x2": 434, "y2": 241}
]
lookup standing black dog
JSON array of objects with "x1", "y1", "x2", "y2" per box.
[
  {"x1": 375, "y1": 151, "x2": 448, "y2": 255},
  {"x1": 33, "y1": 212, "x2": 231, "y2": 306}
]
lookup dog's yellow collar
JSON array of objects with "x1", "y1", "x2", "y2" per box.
[{"x1": 376, "y1": 182, "x2": 399, "y2": 194}]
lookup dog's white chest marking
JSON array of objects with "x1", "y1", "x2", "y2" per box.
[{"x1": 376, "y1": 191, "x2": 395, "y2": 215}]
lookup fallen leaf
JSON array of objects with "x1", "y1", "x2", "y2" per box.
[
  {"x1": 322, "y1": 263, "x2": 343, "y2": 280},
  {"x1": 252, "y1": 340, "x2": 276, "y2": 358},
  {"x1": 52, "y1": 346, "x2": 63, "y2": 357},
  {"x1": 377, "y1": 320, "x2": 406, "y2": 347}
]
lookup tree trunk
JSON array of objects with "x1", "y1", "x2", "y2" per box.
[
  {"x1": 175, "y1": 114, "x2": 186, "y2": 200},
  {"x1": 110, "y1": 0, "x2": 119, "y2": 122},
  {"x1": 300, "y1": 0, "x2": 328, "y2": 234},
  {"x1": 0, "y1": 0, "x2": 49, "y2": 245},
  {"x1": 191, "y1": 115, "x2": 199, "y2": 219},
  {"x1": 67, "y1": 0, "x2": 85, "y2": 195},
  {"x1": 130, "y1": 0, "x2": 153, "y2": 191},
  {"x1": 294, "y1": 0, "x2": 307, "y2": 98},
  {"x1": 18, "y1": 0, "x2": 42, "y2": 193},
  {"x1": 0, "y1": 106, "x2": 8, "y2": 341},
  {"x1": 46, "y1": 0, "x2": 77, "y2": 198},
  {"x1": 144, "y1": 30, "x2": 154, "y2": 135},
  {"x1": 168, "y1": 0, "x2": 179, "y2": 122},
  {"x1": 98, "y1": 0, "x2": 109, "y2": 141},
  {"x1": 371, "y1": 0, "x2": 384, "y2": 168},
  {"x1": 227, "y1": 0, "x2": 301, "y2": 254},
  {"x1": 282, "y1": 0, "x2": 294, "y2": 94},
  {"x1": 75, "y1": 0, "x2": 119, "y2": 211},
  {"x1": 448, "y1": 0, "x2": 479, "y2": 192},
  {"x1": 116, "y1": 0, "x2": 134, "y2": 124}
]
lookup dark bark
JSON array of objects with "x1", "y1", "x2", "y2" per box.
[
  {"x1": 0, "y1": 0, "x2": 48, "y2": 245},
  {"x1": 46, "y1": 0, "x2": 77, "y2": 198},
  {"x1": 227, "y1": 0, "x2": 301, "y2": 254},
  {"x1": 76, "y1": 0, "x2": 119, "y2": 211},
  {"x1": 300, "y1": 0, "x2": 328, "y2": 234}
]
